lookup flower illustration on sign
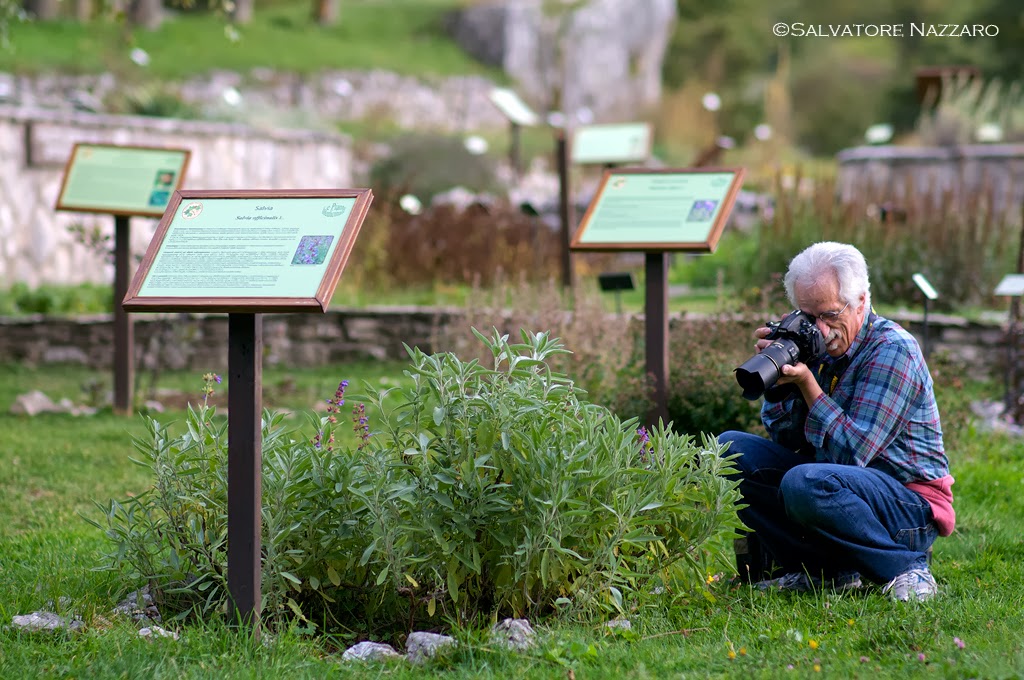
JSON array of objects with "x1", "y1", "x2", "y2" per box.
[{"x1": 291, "y1": 235, "x2": 334, "y2": 265}]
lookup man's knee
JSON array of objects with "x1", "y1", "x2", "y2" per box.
[
  {"x1": 717, "y1": 431, "x2": 757, "y2": 475},
  {"x1": 717, "y1": 430, "x2": 746, "y2": 449},
  {"x1": 780, "y1": 465, "x2": 842, "y2": 524}
]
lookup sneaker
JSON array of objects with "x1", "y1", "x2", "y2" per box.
[
  {"x1": 882, "y1": 567, "x2": 937, "y2": 601},
  {"x1": 756, "y1": 570, "x2": 862, "y2": 593}
]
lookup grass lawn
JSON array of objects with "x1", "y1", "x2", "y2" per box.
[
  {"x1": 2, "y1": 0, "x2": 495, "y2": 80},
  {"x1": 0, "y1": 361, "x2": 1022, "y2": 678}
]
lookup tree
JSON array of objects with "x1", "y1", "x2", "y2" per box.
[
  {"x1": 22, "y1": 0, "x2": 59, "y2": 20},
  {"x1": 231, "y1": 0, "x2": 254, "y2": 26},
  {"x1": 312, "y1": 0, "x2": 339, "y2": 26},
  {"x1": 126, "y1": 0, "x2": 163, "y2": 30}
]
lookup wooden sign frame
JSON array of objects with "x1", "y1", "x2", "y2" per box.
[
  {"x1": 123, "y1": 189, "x2": 373, "y2": 313},
  {"x1": 55, "y1": 142, "x2": 191, "y2": 218},
  {"x1": 570, "y1": 167, "x2": 746, "y2": 253}
]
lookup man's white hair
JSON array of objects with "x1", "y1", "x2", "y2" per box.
[{"x1": 783, "y1": 241, "x2": 871, "y2": 310}]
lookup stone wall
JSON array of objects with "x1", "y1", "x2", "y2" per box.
[
  {"x1": 0, "y1": 69, "x2": 507, "y2": 133},
  {"x1": 836, "y1": 144, "x2": 1024, "y2": 217},
  {"x1": 0, "y1": 105, "x2": 354, "y2": 288},
  {"x1": 0, "y1": 308, "x2": 1009, "y2": 375},
  {"x1": 0, "y1": 307, "x2": 461, "y2": 372}
]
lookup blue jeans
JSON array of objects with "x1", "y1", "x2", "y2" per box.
[{"x1": 718, "y1": 431, "x2": 937, "y2": 584}]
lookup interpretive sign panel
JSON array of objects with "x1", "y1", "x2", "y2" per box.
[
  {"x1": 55, "y1": 143, "x2": 190, "y2": 217},
  {"x1": 570, "y1": 168, "x2": 745, "y2": 252},
  {"x1": 123, "y1": 189, "x2": 373, "y2": 313},
  {"x1": 571, "y1": 123, "x2": 652, "y2": 165}
]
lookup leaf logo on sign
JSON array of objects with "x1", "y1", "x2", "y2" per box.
[
  {"x1": 322, "y1": 203, "x2": 348, "y2": 218},
  {"x1": 181, "y1": 201, "x2": 203, "y2": 219}
]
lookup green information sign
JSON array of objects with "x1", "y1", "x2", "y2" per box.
[
  {"x1": 571, "y1": 168, "x2": 745, "y2": 252},
  {"x1": 123, "y1": 189, "x2": 373, "y2": 312},
  {"x1": 56, "y1": 143, "x2": 191, "y2": 217},
  {"x1": 571, "y1": 123, "x2": 652, "y2": 165}
]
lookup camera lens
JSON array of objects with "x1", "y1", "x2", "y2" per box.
[{"x1": 734, "y1": 339, "x2": 800, "y2": 400}]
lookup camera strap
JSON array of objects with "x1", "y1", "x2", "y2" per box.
[{"x1": 818, "y1": 358, "x2": 848, "y2": 395}]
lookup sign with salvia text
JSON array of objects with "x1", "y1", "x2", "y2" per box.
[
  {"x1": 123, "y1": 189, "x2": 373, "y2": 312},
  {"x1": 55, "y1": 143, "x2": 190, "y2": 217},
  {"x1": 570, "y1": 168, "x2": 745, "y2": 252}
]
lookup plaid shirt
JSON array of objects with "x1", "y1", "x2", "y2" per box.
[{"x1": 761, "y1": 313, "x2": 950, "y2": 484}]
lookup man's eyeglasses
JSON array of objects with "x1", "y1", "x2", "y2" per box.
[{"x1": 808, "y1": 302, "x2": 850, "y2": 324}]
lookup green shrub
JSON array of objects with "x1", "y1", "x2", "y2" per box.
[
  {"x1": 789, "y1": 47, "x2": 893, "y2": 155},
  {"x1": 369, "y1": 133, "x2": 502, "y2": 202},
  {"x1": 0, "y1": 282, "x2": 112, "y2": 315},
  {"x1": 667, "y1": 315, "x2": 764, "y2": 438},
  {"x1": 447, "y1": 278, "x2": 765, "y2": 439},
  {"x1": 91, "y1": 332, "x2": 743, "y2": 635},
  {"x1": 445, "y1": 276, "x2": 654, "y2": 419},
  {"x1": 670, "y1": 230, "x2": 760, "y2": 290},
  {"x1": 106, "y1": 83, "x2": 202, "y2": 119}
]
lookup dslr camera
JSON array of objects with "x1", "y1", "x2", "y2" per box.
[{"x1": 734, "y1": 311, "x2": 826, "y2": 400}]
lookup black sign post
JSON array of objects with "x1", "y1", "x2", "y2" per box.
[{"x1": 227, "y1": 313, "x2": 263, "y2": 627}]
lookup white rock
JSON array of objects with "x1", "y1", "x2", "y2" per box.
[
  {"x1": 139, "y1": 626, "x2": 179, "y2": 640},
  {"x1": 341, "y1": 640, "x2": 402, "y2": 661},
  {"x1": 406, "y1": 631, "x2": 456, "y2": 663},
  {"x1": 604, "y1": 618, "x2": 632, "y2": 631},
  {"x1": 490, "y1": 618, "x2": 536, "y2": 650},
  {"x1": 11, "y1": 611, "x2": 83, "y2": 632},
  {"x1": 112, "y1": 587, "x2": 161, "y2": 623},
  {"x1": 10, "y1": 390, "x2": 57, "y2": 416}
]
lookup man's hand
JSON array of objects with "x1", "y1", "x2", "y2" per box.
[
  {"x1": 753, "y1": 326, "x2": 773, "y2": 353},
  {"x1": 752, "y1": 326, "x2": 823, "y2": 405}
]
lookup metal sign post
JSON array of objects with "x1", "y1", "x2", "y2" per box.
[
  {"x1": 995, "y1": 274, "x2": 1024, "y2": 421},
  {"x1": 556, "y1": 129, "x2": 575, "y2": 289},
  {"x1": 912, "y1": 273, "x2": 939, "y2": 360}
]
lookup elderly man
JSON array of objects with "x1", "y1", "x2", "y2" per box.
[{"x1": 719, "y1": 242, "x2": 954, "y2": 601}]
